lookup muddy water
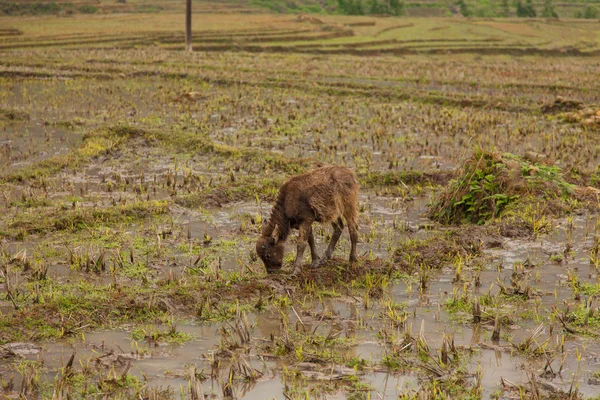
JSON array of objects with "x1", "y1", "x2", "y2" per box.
[
  {"x1": 385, "y1": 213, "x2": 600, "y2": 398},
  {"x1": 140, "y1": 206, "x2": 600, "y2": 400},
  {"x1": 183, "y1": 201, "x2": 264, "y2": 239},
  {"x1": 3, "y1": 191, "x2": 600, "y2": 398},
  {"x1": 0, "y1": 122, "x2": 82, "y2": 174},
  {"x1": 12, "y1": 305, "x2": 421, "y2": 399},
  {"x1": 23, "y1": 324, "x2": 221, "y2": 394}
]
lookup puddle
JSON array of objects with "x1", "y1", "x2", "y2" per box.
[
  {"x1": 474, "y1": 348, "x2": 527, "y2": 397},
  {"x1": 0, "y1": 122, "x2": 82, "y2": 174},
  {"x1": 181, "y1": 201, "x2": 263, "y2": 240},
  {"x1": 2, "y1": 324, "x2": 221, "y2": 396},
  {"x1": 363, "y1": 372, "x2": 419, "y2": 398}
]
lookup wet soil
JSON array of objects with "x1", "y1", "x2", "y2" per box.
[{"x1": 2, "y1": 191, "x2": 600, "y2": 398}]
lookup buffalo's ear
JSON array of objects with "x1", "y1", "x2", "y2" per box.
[{"x1": 271, "y1": 224, "x2": 280, "y2": 244}]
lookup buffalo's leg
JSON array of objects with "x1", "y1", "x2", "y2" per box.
[
  {"x1": 308, "y1": 226, "x2": 320, "y2": 268},
  {"x1": 317, "y1": 217, "x2": 344, "y2": 267},
  {"x1": 292, "y1": 222, "x2": 311, "y2": 275},
  {"x1": 347, "y1": 218, "x2": 359, "y2": 263}
]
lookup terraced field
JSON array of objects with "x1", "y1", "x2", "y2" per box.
[
  {"x1": 1, "y1": 11, "x2": 600, "y2": 400},
  {"x1": 3, "y1": 13, "x2": 600, "y2": 54}
]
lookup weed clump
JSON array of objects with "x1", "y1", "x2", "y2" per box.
[{"x1": 429, "y1": 150, "x2": 581, "y2": 225}]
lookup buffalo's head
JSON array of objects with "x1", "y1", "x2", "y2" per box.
[{"x1": 256, "y1": 224, "x2": 285, "y2": 273}]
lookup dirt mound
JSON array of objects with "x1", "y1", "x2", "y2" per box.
[
  {"x1": 393, "y1": 224, "x2": 504, "y2": 271},
  {"x1": 294, "y1": 258, "x2": 393, "y2": 287},
  {"x1": 428, "y1": 150, "x2": 583, "y2": 225},
  {"x1": 394, "y1": 234, "x2": 476, "y2": 271}
]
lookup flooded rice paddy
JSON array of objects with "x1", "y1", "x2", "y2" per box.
[{"x1": 2, "y1": 13, "x2": 600, "y2": 400}]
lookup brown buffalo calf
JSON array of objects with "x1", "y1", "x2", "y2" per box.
[{"x1": 256, "y1": 165, "x2": 359, "y2": 275}]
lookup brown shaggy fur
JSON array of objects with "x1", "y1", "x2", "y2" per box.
[{"x1": 256, "y1": 165, "x2": 359, "y2": 274}]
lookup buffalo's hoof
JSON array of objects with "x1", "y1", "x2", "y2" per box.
[{"x1": 315, "y1": 258, "x2": 329, "y2": 268}]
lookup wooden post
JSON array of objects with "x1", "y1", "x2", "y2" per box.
[{"x1": 185, "y1": 0, "x2": 192, "y2": 51}]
